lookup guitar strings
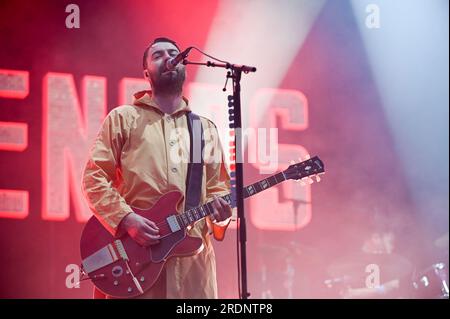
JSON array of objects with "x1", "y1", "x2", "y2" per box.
[{"x1": 153, "y1": 205, "x2": 213, "y2": 229}]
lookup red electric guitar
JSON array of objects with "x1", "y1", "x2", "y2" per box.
[{"x1": 79, "y1": 156, "x2": 325, "y2": 298}]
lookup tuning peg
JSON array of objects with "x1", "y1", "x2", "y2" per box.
[
  {"x1": 314, "y1": 175, "x2": 321, "y2": 183},
  {"x1": 302, "y1": 177, "x2": 314, "y2": 185},
  {"x1": 290, "y1": 160, "x2": 296, "y2": 165},
  {"x1": 297, "y1": 179, "x2": 306, "y2": 186},
  {"x1": 304, "y1": 154, "x2": 310, "y2": 160}
]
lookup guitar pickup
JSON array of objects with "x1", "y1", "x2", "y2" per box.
[{"x1": 166, "y1": 215, "x2": 181, "y2": 232}]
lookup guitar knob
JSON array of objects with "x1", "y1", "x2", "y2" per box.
[
  {"x1": 128, "y1": 287, "x2": 133, "y2": 293},
  {"x1": 140, "y1": 276, "x2": 145, "y2": 282},
  {"x1": 113, "y1": 280, "x2": 119, "y2": 286}
]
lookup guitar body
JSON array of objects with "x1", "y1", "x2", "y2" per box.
[{"x1": 80, "y1": 191, "x2": 203, "y2": 298}]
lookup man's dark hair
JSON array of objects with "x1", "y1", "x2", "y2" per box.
[{"x1": 143, "y1": 37, "x2": 181, "y2": 69}]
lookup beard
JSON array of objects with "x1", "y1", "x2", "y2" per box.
[{"x1": 150, "y1": 67, "x2": 186, "y2": 96}]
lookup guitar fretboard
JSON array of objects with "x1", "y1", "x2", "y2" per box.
[{"x1": 175, "y1": 172, "x2": 286, "y2": 228}]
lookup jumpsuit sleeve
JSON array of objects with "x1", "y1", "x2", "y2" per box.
[{"x1": 82, "y1": 109, "x2": 134, "y2": 236}]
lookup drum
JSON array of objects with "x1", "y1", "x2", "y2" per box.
[{"x1": 411, "y1": 263, "x2": 449, "y2": 299}]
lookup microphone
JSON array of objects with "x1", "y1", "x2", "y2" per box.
[{"x1": 166, "y1": 47, "x2": 193, "y2": 71}]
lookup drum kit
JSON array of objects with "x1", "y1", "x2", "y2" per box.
[
  {"x1": 325, "y1": 252, "x2": 413, "y2": 298},
  {"x1": 410, "y1": 232, "x2": 449, "y2": 299},
  {"x1": 325, "y1": 232, "x2": 449, "y2": 299},
  {"x1": 255, "y1": 232, "x2": 449, "y2": 299},
  {"x1": 411, "y1": 262, "x2": 449, "y2": 298},
  {"x1": 325, "y1": 259, "x2": 449, "y2": 299}
]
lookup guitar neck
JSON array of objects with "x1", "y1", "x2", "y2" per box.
[{"x1": 176, "y1": 171, "x2": 287, "y2": 228}]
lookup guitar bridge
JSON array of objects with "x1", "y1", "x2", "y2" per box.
[{"x1": 166, "y1": 215, "x2": 181, "y2": 232}]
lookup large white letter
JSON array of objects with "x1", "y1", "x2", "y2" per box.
[
  {"x1": 249, "y1": 88, "x2": 311, "y2": 231},
  {"x1": 42, "y1": 73, "x2": 106, "y2": 222}
]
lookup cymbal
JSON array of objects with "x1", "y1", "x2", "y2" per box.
[{"x1": 327, "y1": 253, "x2": 413, "y2": 283}]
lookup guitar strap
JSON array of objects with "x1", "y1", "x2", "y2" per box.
[{"x1": 184, "y1": 111, "x2": 204, "y2": 210}]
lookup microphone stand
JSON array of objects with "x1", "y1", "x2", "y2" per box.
[{"x1": 183, "y1": 59, "x2": 256, "y2": 299}]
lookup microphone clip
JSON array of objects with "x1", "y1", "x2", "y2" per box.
[{"x1": 222, "y1": 71, "x2": 232, "y2": 92}]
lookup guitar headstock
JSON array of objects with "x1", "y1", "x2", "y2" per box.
[{"x1": 283, "y1": 156, "x2": 325, "y2": 183}]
